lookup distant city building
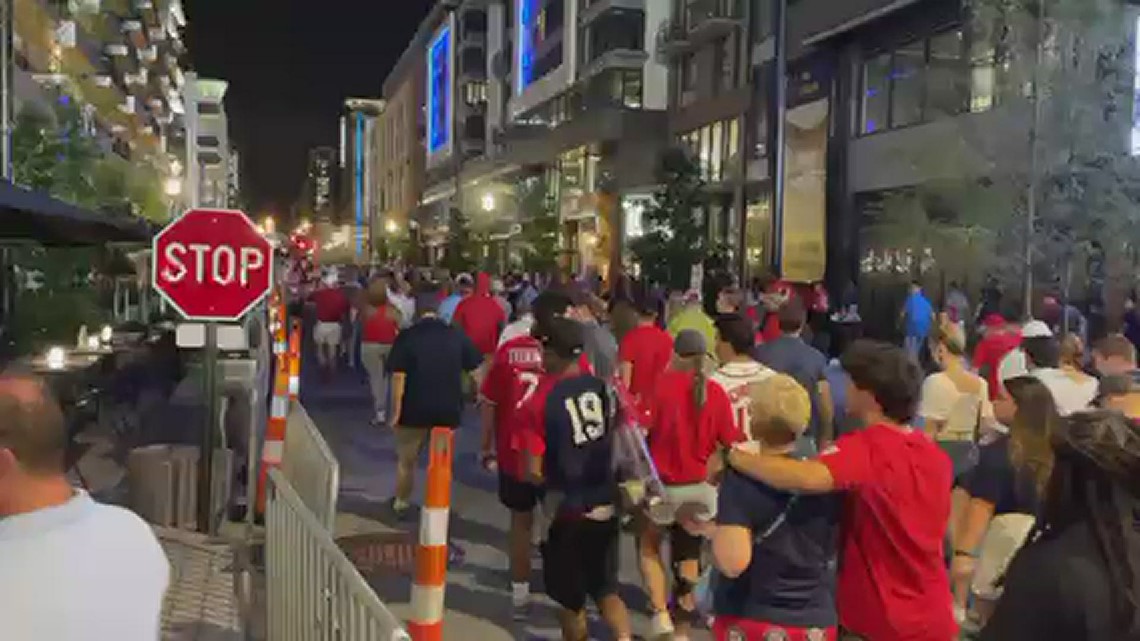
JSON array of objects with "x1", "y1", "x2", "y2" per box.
[
  {"x1": 306, "y1": 147, "x2": 338, "y2": 222},
  {"x1": 340, "y1": 99, "x2": 385, "y2": 261},
  {"x1": 227, "y1": 146, "x2": 241, "y2": 209},
  {"x1": 188, "y1": 76, "x2": 232, "y2": 209}
]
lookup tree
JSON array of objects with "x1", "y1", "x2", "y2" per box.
[
  {"x1": 869, "y1": 0, "x2": 1140, "y2": 319},
  {"x1": 630, "y1": 147, "x2": 710, "y2": 290},
  {"x1": 442, "y1": 206, "x2": 476, "y2": 274},
  {"x1": 515, "y1": 175, "x2": 559, "y2": 274}
]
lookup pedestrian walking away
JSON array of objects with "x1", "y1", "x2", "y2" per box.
[
  {"x1": 385, "y1": 285, "x2": 483, "y2": 520},
  {"x1": 515, "y1": 317, "x2": 634, "y2": 641},
  {"x1": 360, "y1": 276, "x2": 402, "y2": 426},
  {"x1": 310, "y1": 269, "x2": 351, "y2": 381},
  {"x1": 479, "y1": 323, "x2": 545, "y2": 619}
]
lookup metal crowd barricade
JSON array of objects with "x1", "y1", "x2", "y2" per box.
[
  {"x1": 267, "y1": 468, "x2": 410, "y2": 641},
  {"x1": 280, "y1": 399, "x2": 340, "y2": 530}
]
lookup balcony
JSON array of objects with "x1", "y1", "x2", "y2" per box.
[
  {"x1": 684, "y1": 0, "x2": 743, "y2": 42},
  {"x1": 579, "y1": 48, "x2": 648, "y2": 81},
  {"x1": 579, "y1": 0, "x2": 644, "y2": 27},
  {"x1": 655, "y1": 18, "x2": 691, "y2": 57}
]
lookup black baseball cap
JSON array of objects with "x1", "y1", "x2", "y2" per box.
[{"x1": 537, "y1": 316, "x2": 585, "y2": 359}]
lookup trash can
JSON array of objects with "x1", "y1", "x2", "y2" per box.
[{"x1": 128, "y1": 444, "x2": 233, "y2": 531}]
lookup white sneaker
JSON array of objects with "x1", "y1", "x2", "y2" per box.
[{"x1": 649, "y1": 611, "x2": 674, "y2": 640}]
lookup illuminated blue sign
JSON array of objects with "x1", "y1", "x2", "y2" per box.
[
  {"x1": 427, "y1": 25, "x2": 451, "y2": 155},
  {"x1": 516, "y1": 0, "x2": 539, "y2": 94}
]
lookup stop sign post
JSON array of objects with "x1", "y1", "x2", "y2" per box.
[{"x1": 152, "y1": 208, "x2": 273, "y2": 534}]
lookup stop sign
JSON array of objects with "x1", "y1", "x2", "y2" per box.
[{"x1": 152, "y1": 208, "x2": 273, "y2": 321}]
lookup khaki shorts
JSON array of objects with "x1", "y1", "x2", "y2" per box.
[
  {"x1": 394, "y1": 426, "x2": 431, "y2": 464},
  {"x1": 646, "y1": 482, "x2": 718, "y2": 525},
  {"x1": 313, "y1": 321, "x2": 343, "y2": 347}
]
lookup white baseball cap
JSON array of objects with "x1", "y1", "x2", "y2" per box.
[{"x1": 1021, "y1": 320, "x2": 1053, "y2": 339}]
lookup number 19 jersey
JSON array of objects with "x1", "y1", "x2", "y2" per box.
[
  {"x1": 481, "y1": 335, "x2": 544, "y2": 479},
  {"x1": 517, "y1": 374, "x2": 619, "y2": 516}
]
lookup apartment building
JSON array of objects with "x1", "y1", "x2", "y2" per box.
[
  {"x1": 13, "y1": 0, "x2": 189, "y2": 183},
  {"x1": 402, "y1": 0, "x2": 670, "y2": 274},
  {"x1": 379, "y1": 21, "x2": 427, "y2": 252}
]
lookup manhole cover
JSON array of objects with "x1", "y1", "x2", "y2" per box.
[{"x1": 338, "y1": 531, "x2": 465, "y2": 576}]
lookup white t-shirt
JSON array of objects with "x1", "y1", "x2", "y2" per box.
[
  {"x1": 1031, "y1": 367, "x2": 1098, "y2": 417},
  {"x1": 0, "y1": 491, "x2": 170, "y2": 641},
  {"x1": 919, "y1": 372, "x2": 994, "y2": 440},
  {"x1": 711, "y1": 359, "x2": 775, "y2": 434},
  {"x1": 388, "y1": 289, "x2": 415, "y2": 328}
]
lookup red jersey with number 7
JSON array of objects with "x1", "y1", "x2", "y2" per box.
[{"x1": 480, "y1": 335, "x2": 544, "y2": 478}]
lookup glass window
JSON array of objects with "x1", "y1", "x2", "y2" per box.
[
  {"x1": 622, "y1": 70, "x2": 643, "y2": 108},
  {"x1": 699, "y1": 125, "x2": 712, "y2": 181},
  {"x1": 710, "y1": 120, "x2": 724, "y2": 182},
  {"x1": 718, "y1": 35, "x2": 735, "y2": 93},
  {"x1": 890, "y1": 41, "x2": 925, "y2": 128},
  {"x1": 861, "y1": 53, "x2": 890, "y2": 134},
  {"x1": 727, "y1": 117, "x2": 740, "y2": 170},
  {"x1": 926, "y1": 30, "x2": 965, "y2": 119}
]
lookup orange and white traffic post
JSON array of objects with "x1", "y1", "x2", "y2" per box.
[
  {"x1": 407, "y1": 428, "x2": 454, "y2": 641},
  {"x1": 287, "y1": 321, "x2": 301, "y2": 400},
  {"x1": 256, "y1": 353, "x2": 291, "y2": 515},
  {"x1": 271, "y1": 289, "x2": 288, "y2": 358}
]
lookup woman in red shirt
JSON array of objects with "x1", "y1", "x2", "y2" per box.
[
  {"x1": 639, "y1": 329, "x2": 741, "y2": 640},
  {"x1": 360, "y1": 278, "x2": 402, "y2": 426}
]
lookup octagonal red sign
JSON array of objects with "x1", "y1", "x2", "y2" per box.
[{"x1": 152, "y1": 208, "x2": 274, "y2": 321}]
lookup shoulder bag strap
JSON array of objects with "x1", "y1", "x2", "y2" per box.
[{"x1": 756, "y1": 494, "x2": 799, "y2": 543}]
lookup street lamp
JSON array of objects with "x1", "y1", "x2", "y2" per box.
[
  {"x1": 481, "y1": 192, "x2": 496, "y2": 212},
  {"x1": 263, "y1": 216, "x2": 276, "y2": 233},
  {"x1": 163, "y1": 176, "x2": 182, "y2": 197},
  {"x1": 385, "y1": 219, "x2": 399, "y2": 235}
]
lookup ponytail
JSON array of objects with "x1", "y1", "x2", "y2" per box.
[{"x1": 690, "y1": 355, "x2": 707, "y2": 410}]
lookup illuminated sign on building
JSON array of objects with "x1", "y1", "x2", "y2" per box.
[
  {"x1": 427, "y1": 23, "x2": 453, "y2": 156},
  {"x1": 516, "y1": 0, "x2": 540, "y2": 95}
]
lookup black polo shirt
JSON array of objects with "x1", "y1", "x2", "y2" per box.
[{"x1": 387, "y1": 316, "x2": 482, "y2": 428}]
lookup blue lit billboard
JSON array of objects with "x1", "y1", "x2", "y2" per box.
[
  {"x1": 427, "y1": 23, "x2": 452, "y2": 155},
  {"x1": 516, "y1": 0, "x2": 540, "y2": 95}
]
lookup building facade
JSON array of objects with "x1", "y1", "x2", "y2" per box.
[
  {"x1": 382, "y1": 0, "x2": 1140, "y2": 296},
  {"x1": 378, "y1": 41, "x2": 425, "y2": 247},
  {"x1": 188, "y1": 75, "x2": 230, "y2": 209},
  {"x1": 13, "y1": 0, "x2": 190, "y2": 215},
  {"x1": 340, "y1": 98, "x2": 385, "y2": 261},
  {"x1": 304, "y1": 146, "x2": 337, "y2": 223}
]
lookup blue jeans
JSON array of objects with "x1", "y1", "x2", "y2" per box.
[{"x1": 904, "y1": 334, "x2": 923, "y2": 360}]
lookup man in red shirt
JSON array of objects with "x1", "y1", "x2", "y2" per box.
[
  {"x1": 727, "y1": 340, "x2": 956, "y2": 641},
  {"x1": 972, "y1": 313, "x2": 1021, "y2": 400},
  {"x1": 453, "y1": 272, "x2": 507, "y2": 384},
  {"x1": 618, "y1": 298, "x2": 673, "y2": 415},
  {"x1": 478, "y1": 328, "x2": 544, "y2": 619},
  {"x1": 309, "y1": 271, "x2": 350, "y2": 380}
]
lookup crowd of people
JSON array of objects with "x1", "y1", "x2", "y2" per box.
[{"x1": 300, "y1": 264, "x2": 1139, "y2": 641}]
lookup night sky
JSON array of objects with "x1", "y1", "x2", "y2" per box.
[{"x1": 183, "y1": 1, "x2": 432, "y2": 217}]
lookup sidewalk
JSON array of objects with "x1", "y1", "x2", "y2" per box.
[{"x1": 301, "y1": 364, "x2": 697, "y2": 641}]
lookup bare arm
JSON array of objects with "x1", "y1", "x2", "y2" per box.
[
  {"x1": 479, "y1": 402, "x2": 496, "y2": 457},
  {"x1": 727, "y1": 449, "x2": 836, "y2": 494},
  {"x1": 390, "y1": 372, "x2": 406, "y2": 426},
  {"x1": 817, "y1": 380, "x2": 835, "y2": 445},
  {"x1": 619, "y1": 361, "x2": 633, "y2": 391},
  {"x1": 711, "y1": 525, "x2": 753, "y2": 579}
]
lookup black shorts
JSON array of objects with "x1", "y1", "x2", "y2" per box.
[
  {"x1": 498, "y1": 474, "x2": 544, "y2": 512},
  {"x1": 541, "y1": 517, "x2": 620, "y2": 612},
  {"x1": 668, "y1": 524, "x2": 704, "y2": 563}
]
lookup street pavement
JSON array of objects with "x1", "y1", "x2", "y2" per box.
[{"x1": 301, "y1": 360, "x2": 712, "y2": 641}]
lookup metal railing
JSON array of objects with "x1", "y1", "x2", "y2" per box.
[
  {"x1": 266, "y1": 468, "x2": 410, "y2": 641},
  {"x1": 281, "y1": 399, "x2": 339, "y2": 531}
]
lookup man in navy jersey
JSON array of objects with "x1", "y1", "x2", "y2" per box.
[{"x1": 516, "y1": 317, "x2": 632, "y2": 641}]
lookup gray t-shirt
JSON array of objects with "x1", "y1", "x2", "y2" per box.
[{"x1": 581, "y1": 320, "x2": 618, "y2": 381}]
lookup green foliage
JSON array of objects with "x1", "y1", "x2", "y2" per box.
[
  {"x1": 630, "y1": 147, "x2": 710, "y2": 290},
  {"x1": 869, "y1": 0, "x2": 1140, "y2": 308},
  {"x1": 442, "y1": 206, "x2": 476, "y2": 274},
  {"x1": 515, "y1": 176, "x2": 559, "y2": 274}
]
